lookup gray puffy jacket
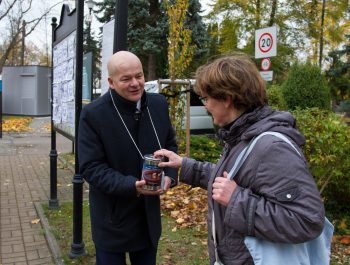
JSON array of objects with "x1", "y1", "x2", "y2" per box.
[{"x1": 180, "y1": 106, "x2": 325, "y2": 265}]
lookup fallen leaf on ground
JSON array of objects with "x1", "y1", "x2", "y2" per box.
[
  {"x1": 31, "y1": 219, "x2": 40, "y2": 224},
  {"x1": 2, "y1": 118, "x2": 32, "y2": 132}
]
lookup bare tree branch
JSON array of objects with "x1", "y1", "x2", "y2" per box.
[
  {"x1": 0, "y1": 0, "x2": 65, "y2": 72},
  {"x1": 24, "y1": 1, "x2": 64, "y2": 36},
  {"x1": 0, "y1": 0, "x2": 19, "y2": 21},
  {"x1": 21, "y1": 0, "x2": 33, "y2": 14}
]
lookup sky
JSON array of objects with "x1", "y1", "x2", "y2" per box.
[{"x1": 1, "y1": 0, "x2": 214, "y2": 53}]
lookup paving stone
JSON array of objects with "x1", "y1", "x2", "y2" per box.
[{"x1": 1, "y1": 122, "x2": 74, "y2": 265}]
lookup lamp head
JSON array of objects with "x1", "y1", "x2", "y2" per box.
[{"x1": 86, "y1": 0, "x2": 94, "y2": 10}]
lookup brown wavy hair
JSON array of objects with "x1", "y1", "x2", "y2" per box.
[{"x1": 194, "y1": 54, "x2": 267, "y2": 111}]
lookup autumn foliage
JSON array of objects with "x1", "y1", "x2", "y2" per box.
[
  {"x1": 2, "y1": 117, "x2": 32, "y2": 132},
  {"x1": 161, "y1": 183, "x2": 208, "y2": 232}
]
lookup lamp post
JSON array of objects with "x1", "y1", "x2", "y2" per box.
[
  {"x1": 86, "y1": 0, "x2": 94, "y2": 15},
  {"x1": 69, "y1": 0, "x2": 86, "y2": 258},
  {"x1": 49, "y1": 17, "x2": 59, "y2": 209},
  {"x1": 85, "y1": 0, "x2": 94, "y2": 97},
  {"x1": 86, "y1": 0, "x2": 93, "y2": 49}
]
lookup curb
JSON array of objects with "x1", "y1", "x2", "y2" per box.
[{"x1": 34, "y1": 202, "x2": 65, "y2": 265}]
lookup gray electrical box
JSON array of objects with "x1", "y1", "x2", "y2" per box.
[{"x1": 2, "y1": 66, "x2": 51, "y2": 116}]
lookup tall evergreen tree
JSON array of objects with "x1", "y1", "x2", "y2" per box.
[
  {"x1": 184, "y1": 0, "x2": 210, "y2": 76},
  {"x1": 94, "y1": 0, "x2": 167, "y2": 79},
  {"x1": 206, "y1": 22, "x2": 220, "y2": 58},
  {"x1": 327, "y1": 35, "x2": 350, "y2": 103},
  {"x1": 83, "y1": 19, "x2": 101, "y2": 98},
  {"x1": 94, "y1": 0, "x2": 208, "y2": 79}
]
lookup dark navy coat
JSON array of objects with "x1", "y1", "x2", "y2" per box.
[{"x1": 78, "y1": 89, "x2": 178, "y2": 252}]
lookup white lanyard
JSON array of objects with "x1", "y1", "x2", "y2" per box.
[{"x1": 109, "y1": 89, "x2": 162, "y2": 160}]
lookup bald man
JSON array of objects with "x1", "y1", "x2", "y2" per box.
[{"x1": 78, "y1": 51, "x2": 178, "y2": 265}]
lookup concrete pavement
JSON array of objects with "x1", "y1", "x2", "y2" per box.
[{"x1": 0, "y1": 117, "x2": 81, "y2": 265}]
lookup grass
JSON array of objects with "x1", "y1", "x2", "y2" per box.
[{"x1": 43, "y1": 201, "x2": 209, "y2": 265}]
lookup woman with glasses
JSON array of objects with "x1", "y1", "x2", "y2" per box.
[{"x1": 154, "y1": 54, "x2": 325, "y2": 265}]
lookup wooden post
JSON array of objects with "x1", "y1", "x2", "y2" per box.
[{"x1": 185, "y1": 81, "x2": 191, "y2": 156}]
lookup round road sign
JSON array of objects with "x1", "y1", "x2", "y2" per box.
[
  {"x1": 255, "y1": 26, "x2": 277, "y2": 58},
  {"x1": 261, "y1": 58, "x2": 271, "y2": 71},
  {"x1": 259, "y1": 33, "x2": 273, "y2": 53}
]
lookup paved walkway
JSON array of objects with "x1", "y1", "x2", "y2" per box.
[{"x1": 0, "y1": 117, "x2": 78, "y2": 265}]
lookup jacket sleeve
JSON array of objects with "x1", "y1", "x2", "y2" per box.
[
  {"x1": 179, "y1": 158, "x2": 216, "y2": 190},
  {"x1": 78, "y1": 107, "x2": 138, "y2": 197},
  {"x1": 224, "y1": 141, "x2": 325, "y2": 243}
]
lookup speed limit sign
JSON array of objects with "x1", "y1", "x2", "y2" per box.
[{"x1": 255, "y1": 26, "x2": 277, "y2": 59}]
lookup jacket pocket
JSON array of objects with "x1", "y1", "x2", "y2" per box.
[{"x1": 275, "y1": 186, "x2": 299, "y2": 202}]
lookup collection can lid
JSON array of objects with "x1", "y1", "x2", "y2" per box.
[{"x1": 144, "y1": 154, "x2": 161, "y2": 162}]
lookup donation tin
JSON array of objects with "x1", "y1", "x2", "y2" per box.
[{"x1": 142, "y1": 154, "x2": 164, "y2": 191}]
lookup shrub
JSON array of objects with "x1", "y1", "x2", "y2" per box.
[
  {"x1": 189, "y1": 135, "x2": 222, "y2": 163},
  {"x1": 266, "y1": 84, "x2": 287, "y2": 110},
  {"x1": 292, "y1": 108, "x2": 350, "y2": 214},
  {"x1": 282, "y1": 63, "x2": 331, "y2": 110}
]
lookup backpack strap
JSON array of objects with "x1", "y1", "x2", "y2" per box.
[{"x1": 227, "y1": 131, "x2": 301, "y2": 181}]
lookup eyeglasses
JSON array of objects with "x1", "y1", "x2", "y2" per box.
[{"x1": 199, "y1": 96, "x2": 208, "y2": 105}]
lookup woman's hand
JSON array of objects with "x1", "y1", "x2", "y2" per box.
[
  {"x1": 212, "y1": 171, "x2": 237, "y2": 206},
  {"x1": 154, "y1": 149, "x2": 183, "y2": 168}
]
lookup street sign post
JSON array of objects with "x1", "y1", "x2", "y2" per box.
[{"x1": 255, "y1": 26, "x2": 277, "y2": 59}]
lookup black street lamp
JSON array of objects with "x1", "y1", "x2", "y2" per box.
[
  {"x1": 69, "y1": 0, "x2": 87, "y2": 258},
  {"x1": 85, "y1": 0, "x2": 93, "y2": 48},
  {"x1": 85, "y1": 0, "x2": 94, "y2": 96},
  {"x1": 49, "y1": 17, "x2": 58, "y2": 209},
  {"x1": 86, "y1": 0, "x2": 94, "y2": 15}
]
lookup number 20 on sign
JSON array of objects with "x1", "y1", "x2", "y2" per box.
[{"x1": 255, "y1": 26, "x2": 277, "y2": 59}]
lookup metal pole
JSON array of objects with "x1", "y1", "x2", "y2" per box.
[
  {"x1": 49, "y1": 17, "x2": 59, "y2": 209},
  {"x1": 88, "y1": 8, "x2": 94, "y2": 100},
  {"x1": 113, "y1": 0, "x2": 128, "y2": 53},
  {"x1": 69, "y1": 0, "x2": 86, "y2": 258}
]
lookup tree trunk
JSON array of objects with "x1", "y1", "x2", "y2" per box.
[
  {"x1": 255, "y1": 0, "x2": 261, "y2": 29},
  {"x1": 268, "y1": 0, "x2": 277, "y2": 26},
  {"x1": 147, "y1": 54, "x2": 156, "y2": 81},
  {"x1": 147, "y1": 0, "x2": 159, "y2": 80},
  {"x1": 319, "y1": 0, "x2": 326, "y2": 68},
  {"x1": 0, "y1": 31, "x2": 21, "y2": 73}
]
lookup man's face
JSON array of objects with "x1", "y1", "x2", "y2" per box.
[{"x1": 108, "y1": 59, "x2": 145, "y2": 102}]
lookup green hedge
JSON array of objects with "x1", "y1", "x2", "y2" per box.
[
  {"x1": 292, "y1": 108, "x2": 350, "y2": 214},
  {"x1": 266, "y1": 84, "x2": 287, "y2": 110},
  {"x1": 282, "y1": 63, "x2": 331, "y2": 110}
]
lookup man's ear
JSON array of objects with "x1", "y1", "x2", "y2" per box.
[{"x1": 107, "y1": 77, "x2": 114, "y2": 88}]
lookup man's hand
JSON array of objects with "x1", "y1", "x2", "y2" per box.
[
  {"x1": 212, "y1": 171, "x2": 237, "y2": 206},
  {"x1": 135, "y1": 176, "x2": 172, "y2": 196}
]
